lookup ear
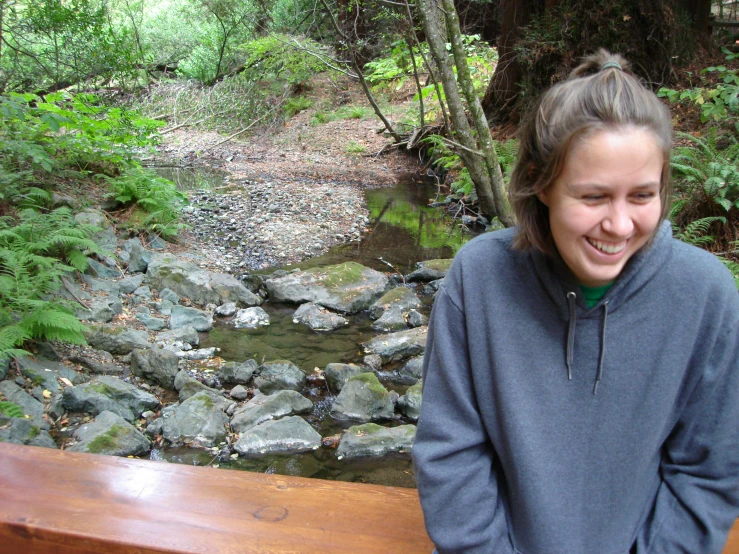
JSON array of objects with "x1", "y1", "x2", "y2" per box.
[{"x1": 536, "y1": 189, "x2": 549, "y2": 207}]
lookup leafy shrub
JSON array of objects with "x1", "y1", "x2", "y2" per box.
[
  {"x1": 101, "y1": 168, "x2": 189, "y2": 240},
  {"x1": 283, "y1": 96, "x2": 312, "y2": 119},
  {"x1": 239, "y1": 35, "x2": 330, "y2": 88},
  {"x1": 345, "y1": 141, "x2": 367, "y2": 154},
  {"x1": 0, "y1": 208, "x2": 95, "y2": 360},
  {"x1": 658, "y1": 48, "x2": 739, "y2": 125},
  {"x1": 671, "y1": 131, "x2": 739, "y2": 215}
]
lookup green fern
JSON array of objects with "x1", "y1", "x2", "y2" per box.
[
  {"x1": 0, "y1": 401, "x2": 24, "y2": 419},
  {"x1": 673, "y1": 216, "x2": 727, "y2": 246}
]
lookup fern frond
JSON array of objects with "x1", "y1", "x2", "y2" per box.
[{"x1": 0, "y1": 401, "x2": 25, "y2": 418}]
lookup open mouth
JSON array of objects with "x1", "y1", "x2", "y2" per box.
[{"x1": 587, "y1": 237, "x2": 626, "y2": 255}]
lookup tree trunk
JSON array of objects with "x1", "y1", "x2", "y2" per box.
[
  {"x1": 481, "y1": 0, "x2": 545, "y2": 123},
  {"x1": 417, "y1": 0, "x2": 513, "y2": 224}
]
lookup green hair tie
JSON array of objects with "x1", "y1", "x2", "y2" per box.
[{"x1": 601, "y1": 61, "x2": 622, "y2": 71}]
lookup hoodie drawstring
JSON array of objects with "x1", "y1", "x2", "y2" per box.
[
  {"x1": 565, "y1": 293, "x2": 609, "y2": 395},
  {"x1": 566, "y1": 292, "x2": 576, "y2": 380},
  {"x1": 593, "y1": 301, "x2": 609, "y2": 395}
]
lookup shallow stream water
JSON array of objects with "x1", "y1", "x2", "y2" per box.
[{"x1": 153, "y1": 170, "x2": 473, "y2": 487}]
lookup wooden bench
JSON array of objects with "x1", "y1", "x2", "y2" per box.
[{"x1": 0, "y1": 442, "x2": 737, "y2": 553}]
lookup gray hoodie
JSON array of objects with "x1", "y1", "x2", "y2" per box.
[{"x1": 413, "y1": 222, "x2": 739, "y2": 554}]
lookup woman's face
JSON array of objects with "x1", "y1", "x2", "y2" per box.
[{"x1": 537, "y1": 128, "x2": 663, "y2": 287}]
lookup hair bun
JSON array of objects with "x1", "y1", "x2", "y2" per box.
[{"x1": 570, "y1": 49, "x2": 631, "y2": 78}]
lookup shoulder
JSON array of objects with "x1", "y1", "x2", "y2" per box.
[
  {"x1": 450, "y1": 227, "x2": 520, "y2": 271},
  {"x1": 667, "y1": 238, "x2": 737, "y2": 294}
]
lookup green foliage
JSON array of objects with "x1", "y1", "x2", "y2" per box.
[
  {"x1": 283, "y1": 96, "x2": 312, "y2": 119},
  {"x1": 345, "y1": 141, "x2": 366, "y2": 154},
  {"x1": 310, "y1": 105, "x2": 373, "y2": 126},
  {"x1": 101, "y1": 168, "x2": 189, "y2": 239},
  {"x1": 422, "y1": 135, "x2": 518, "y2": 196},
  {"x1": 239, "y1": 35, "x2": 329, "y2": 88},
  {"x1": 1, "y1": 0, "x2": 139, "y2": 92},
  {"x1": 0, "y1": 208, "x2": 93, "y2": 360},
  {"x1": 671, "y1": 131, "x2": 739, "y2": 215},
  {"x1": 672, "y1": 215, "x2": 727, "y2": 247},
  {"x1": 0, "y1": 401, "x2": 24, "y2": 419},
  {"x1": 658, "y1": 48, "x2": 739, "y2": 125}
]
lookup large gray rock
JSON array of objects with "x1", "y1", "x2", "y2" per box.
[
  {"x1": 169, "y1": 305, "x2": 213, "y2": 332},
  {"x1": 177, "y1": 375, "x2": 234, "y2": 412},
  {"x1": 293, "y1": 302, "x2": 348, "y2": 331},
  {"x1": 233, "y1": 307, "x2": 269, "y2": 329},
  {"x1": 85, "y1": 324, "x2": 150, "y2": 355},
  {"x1": 136, "y1": 313, "x2": 167, "y2": 331},
  {"x1": 86, "y1": 257, "x2": 121, "y2": 279},
  {"x1": 62, "y1": 376, "x2": 159, "y2": 422},
  {"x1": 0, "y1": 381, "x2": 49, "y2": 429},
  {"x1": 324, "y1": 363, "x2": 365, "y2": 393},
  {"x1": 68, "y1": 411, "x2": 151, "y2": 456},
  {"x1": 17, "y1": 357, "x2": 85, "y2": 394},
  {"x1": 75, "y1": 210, "x2": 117, "y2": 254},
  {"x1": 371, "y1": 306, "x2": 408, "y2": 332},
  {"x1": 369, "y1": 287, "x2": 422, "y2": 319},
  {"x1": 146, "y1": 254, "x2": 260, "y2": 307},
  {"x1": 80, "y1": 275, "x2": 121, "y2": 296},
  {"x1": 130, "y1": 347, "x2": 180, "y2": 390},
  {"x1": 210, "y1": 273, "x2": 262, "y2": 307},
  {"x1": 394, "y1": 355, "x2": 423, "y2": 384},
  {"x1": 122, "y1": 238, "x2": 152, "y2": 273},
  {"x1": 254, "y1": 360, "x2": 306, "y2": 394},
  {"x1": 77, "y1": 296, "x2": 123, "y2": 323},
  {"x1": 230, "y1": 390, "x2": 313, "y2": 433},
  {"x1": 0, "y1": 416, "x2": 56, "y2": 448},
  {"x1": 330, "y1": 373, "x2": 395, "y2": 422},
  {"x1": 161, "y1": 392, "x2": 228, "y2": 447},
  {"x1": 363, "y1": 326, "x2": 428, "y2": 363},
  {"x1": 397, "y1": 380, "x2": 422, "y2": 420},
  {"x1": 233, "y1": 416, "x2": 321, "y2": 455},
  {"x1": 406, "y1": 259, "x2": 453, "y2": 282},
  {"x1": 336, "y1": 423, "x2": 416, "y2": 459},
  {"x1": 118, "y1": 274, "x2": 145, "y2": 294},
  {"x1": 156, "y1": 326, "x2": 199, "y2": 348},
  {"x1": 217, "y1": 360, "x2": 258, "y2": 386},
  {"x1": 265, "y1": 262, "x2": 389, "y2": 314}
]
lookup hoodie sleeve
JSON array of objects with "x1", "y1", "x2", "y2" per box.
[
  {"x1": 634, "y1": 301, "x2": 739, "y2": 554},
  {"x1": 413, "y1": 285, "x2": 515, "y2": 554}
]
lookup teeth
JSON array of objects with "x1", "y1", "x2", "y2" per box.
[{"x1": 588, "y1": 238, "x2": 625, "y2": 254}]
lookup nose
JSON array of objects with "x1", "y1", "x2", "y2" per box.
[{"x1": 602, "y1": 200, "x2": 634, "y2": 237}]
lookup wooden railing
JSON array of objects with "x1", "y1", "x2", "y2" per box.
[{"x1": 0, "y1": 442, "x2": 737, "y2": 554}]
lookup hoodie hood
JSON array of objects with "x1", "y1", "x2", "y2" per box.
[{"x1": 530, "y1": 220, "x2": 674, "y2": 393}]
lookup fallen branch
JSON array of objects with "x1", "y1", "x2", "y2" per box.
[{"x1": 202, "y1": 106, "x2": 278, "y2": 151}]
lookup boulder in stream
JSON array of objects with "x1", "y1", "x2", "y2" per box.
[
  {"x1": 406, "y1": 259, "x2": 453, "y2": 282},
  {"x1": 230, "y1": 390, "x2": 313, "y2": 433},
  {"x1": 368, "y1": 287, "x2": 422, "y2": 319},
  {"x1": 264, "y1": 262, "x2": 389, "y2": 314},
  {"x1": 169, "y1": 305, "x2": 213, "y2": 332},
  {"x1": 62, "y1": 376, "x2": 159, "y2": 422},
  {"x1": 68, "y1": 411, "x2": 151, "y2": 457},
  {"x1": 362, "y1": 326, "x2": 428, "y2": 363},
  {"x1": 336, "y1": 423, "x2": 416, "y2": 459},
  {"x1": 397, "y1": 380, "x2": 423, "y2": 421},
  {"x1": 330, "y1": 372, "x2": 395, "y2": 422},
  {"x1": 161, "y1": 391, "x2": 229, "y2": 447},
  {"x1": 233, "y1": 307, "x2": 270, "y2": 329},
  {"x1": 233, "y1": 416, "x2": 321, "y2": 455},
  {"x1": 85, "y1": 324, "x2": 150, "y2": 355},
  {"x1": 0, "y1": 416, "x2": 56, "y2": 448},
  {"x1": 253, "y1": 360, "x2": 306, "y2": 394},
  {"x1": 292, "y1": 302, "x2": 348, "y2": 331},
  {"x1": 217, "y1": 359, "x2": 258, "y2": 386},
  {"x1": 324, "y1": 363, "x2": 365, "y2": 393},
  {"x1": 130, "y1": 347, "x2": 180, "y2": 390}
]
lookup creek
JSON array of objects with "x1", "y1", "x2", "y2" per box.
[{"x1": 152, "y1": 168, "x2": 472, "y2": 487}]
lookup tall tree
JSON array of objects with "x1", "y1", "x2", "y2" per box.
[{"x1": 482, "y1": 0, "x2": 706, "y2": 124}]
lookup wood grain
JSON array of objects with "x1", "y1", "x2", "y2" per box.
[
  {"x1": 0, "y1": 442, "x2": 432, "y2": 553},
  {"x1": 1, "y1": 442, "x2": 738, "y2": 553}
]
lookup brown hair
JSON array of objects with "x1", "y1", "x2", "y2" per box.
[{"x1": 509, "y1": 49, "x2": 673, "y2": 253}]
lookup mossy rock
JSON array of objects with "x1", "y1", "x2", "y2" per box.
[
  {"x1": 336, "y1": 423, "x2": 416, "y2": 459},
  {"x1": 330, "y1": 372, "x2": 394, "y2": 422},
  {"x1": 68, "y1": 411, "x2": 151, "y2": 456},
  {"x1": 265, "y1": 262, "x2": 389, "y2": 313}
]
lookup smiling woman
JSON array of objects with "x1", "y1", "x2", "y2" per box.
[
  {"x1": 413, "y1": 49, "x2": 739, "y2": 554},
  {"x1": 538, "y1": 128, "x2": 663, "y2": 287}
]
